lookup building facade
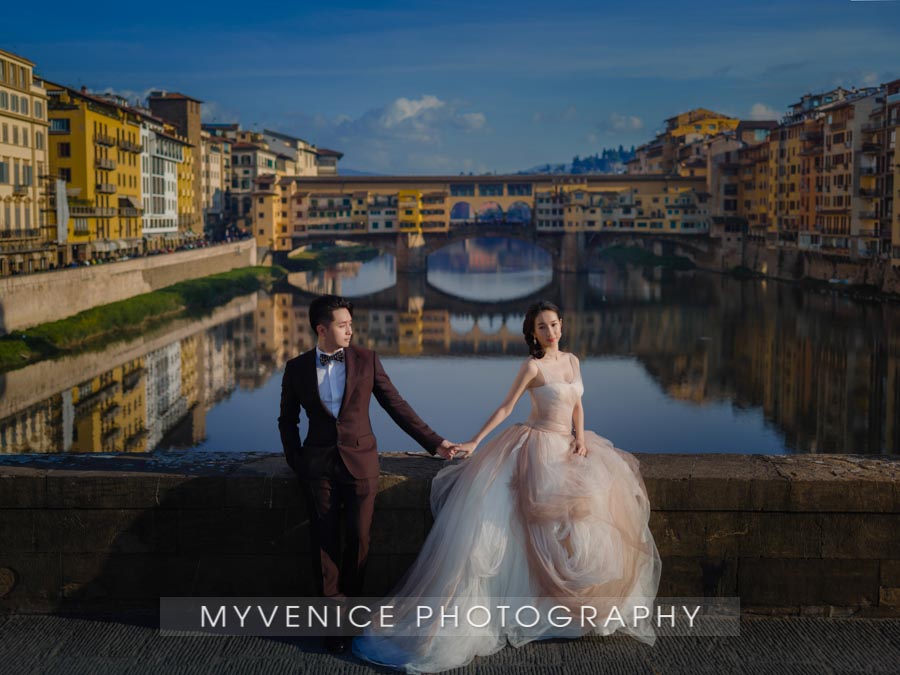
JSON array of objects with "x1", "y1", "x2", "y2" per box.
[{"x1": 0, "y1": 49, "x2": 51, "y2": 275}]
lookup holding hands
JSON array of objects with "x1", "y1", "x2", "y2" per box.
[{"x1": 435, "y1": 439, "x2": 477, "y2": 460}]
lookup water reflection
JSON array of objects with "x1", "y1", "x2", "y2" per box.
[{"x1": 1, "y1": 241, "x2": 898, "y2": 455}]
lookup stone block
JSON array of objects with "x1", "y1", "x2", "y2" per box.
[
  {"x1": 0, "y1": 553, "x2": 62, "y2": 606},
  {"x1": 637, "y1": 454, "x2": 694, "y2": 510},
  {"x1": 370, "y1": 509, "x2": 427, "y2": 556},
  {"x1": 686, "y1": 455, "x2": 758, "y2": 511},
  {"x1": 0, "y1": 469, "x2": 46, "y2": 508},
  {"x1": 224, "y1": 475, "x2": 274, "y2": 509},
  {"x1": 175, "y1": 509, "x2": 288, "y2": 555},
  {"x1": 375, "y1": 474, "x2": 430, "y2": 510},
  {"x1": 649, "y1": 511, "x2": 707, "y2": 557},
  {"x1": 821, "y1": 514, "x2": 900, "y2": 559},
  {"x1": 60, "y1": 553, "x2": 197, "y2": 600},
  {"x1": 43, "y1": 472, "x2": 226, "y2": 510},
  {"x1": 0, "y1": 510, "x2": 35, "y2": 553},
  {"x1": 33, "y1": 509, "x2": 174, "y2": 554},
  {"x1": 881, "y1": 560, "x2": 900, "y2": 587},
  {"x1": 190, "y1": 555, "x2": 308, "y2": 596},
  {"x1": 879, "y1": 587, "x2": 900, "y2": 608},
  {"x1": 738, "y1": 559, "x2": 879, "y2": 607},
  {"x1": 706, "y1": 512, "x2": 822, "y2": 559}
]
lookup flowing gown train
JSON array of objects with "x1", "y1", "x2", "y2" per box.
[{"x1": 353, "y1": 355, "x2": 661, "y2": 673}]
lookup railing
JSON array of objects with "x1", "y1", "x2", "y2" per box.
[
  {"x1": 0, "y1": 228, "x2": 40, "y2": 239},
  {"x1": 119, "y1": 207, "x2": 142, "y2": 218},
  {"x1": 12, "y1": 184, "x2": 29, "y2": 196},
  {"x1": 95, "y1": 157, "x2": 117, "y2": 170},
  {"x1": 858, "y1": 211, "x2": 878, "y2": 220},
  {"x1": 70, "y1": 205, "x2": 116, "y2": 217},
  {"x1": 862, "y1": 143, "x2": 881, "y2": 153},
  {"x1": 859, "y1": 189, "x2": 879, "y2": 198},
  {"x1": 859, "y1": 167, "x2": 877, "y2": 176},
  {"x1": 94, "y1": 134, "x2": 116, "y2": 147},
  {"x1": 96, "y1": 183, "x2": 117, "y2": 194},
  {"x1": 118, "y1": 140, "x2": 143, "y2": 153}
]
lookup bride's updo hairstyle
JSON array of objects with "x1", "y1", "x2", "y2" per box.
[{"x1": 523, "y1": 301, "x2": 562, "y2": 359}]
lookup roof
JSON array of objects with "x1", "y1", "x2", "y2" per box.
[
  {"x1": 0, "y1": 47, "x2": 36, "y2": 67},
  {"x1": 263, "y1": 128, "x2": 311, "y2": 146},
  {"x1": 148, "y1": 91, "x2": 203, "y2": 103},
  {"x1": 737, "y1": 120, "x2": 779, "y2": 131},
  {"x1": 316, "y1": 148, "x2": 344, "y2": 158}
]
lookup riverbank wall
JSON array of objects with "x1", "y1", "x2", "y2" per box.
[
  {"x1": 0, "y1": 241, "x2": 257, "y2": 336},
  {"x1": 710, "y1": 238, "x2": 900, "y2": 295},
  {"x1": 0, "y1": 452, "x2": 897, "y2": 616}
]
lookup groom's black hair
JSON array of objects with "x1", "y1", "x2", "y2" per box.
[{"x1": 309, "y1": 294, "x2": 354, "y2": 333}]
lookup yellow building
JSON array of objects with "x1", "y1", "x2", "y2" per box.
[
  {"x1": 398, "y1": 189, "x2": 423, "y2": 232},
  {"x1": 0, "y1": 48, "x2": 52, "y2": 275},
  {"x1": 70, "y1": 359, "x2": 147, "y2": 454},
  {"x1": 177, "y1": 137, "x2": 195, "y2": 234},
  {"x1": 45, "y1": 83, "x2": 144, "y2": 261}
]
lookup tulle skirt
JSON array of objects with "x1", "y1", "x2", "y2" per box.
[{"x1": 353, "y1": 422, "x2": 661, "y2": 673}]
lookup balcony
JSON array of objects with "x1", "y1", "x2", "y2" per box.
[
  {"x1": 859, "y1": 211, "x2": 878, "y2": 220},
  {"x1": 118, "y1": 140, "x2": 143, "y2": 153},
  {"x1": 119, "y1": 207, "x2": 142, "y2": 218},
  {"x1": 862, "y1": 142, "x2": 881, "y2": 154},
  {"x1": 70, "y1": 205, "x2": 116, "y2": 218},
  {"x1": 95, "y1": 133, "x2": 116, "y2": 147},
  {"x1": 861, "y1": 122, "x2": 883, "y2": 133},
  {"x1": 0, "y1": 228, "x2": 40, "y2": 239},
  {"x1": 859, "y1": 188, "x2": 879, "y2": 199},
  {"x1": 859, "y1": 166, "x2": 878, "y2": 176},
  {"x1": 96, "y1": 183, "x2": 117, "y2": 194},
  {"x1": 95, "y1": 157, "x2": 117, "y2": 171},
  {"x1": 12, "y1": 184, "x2": 29, "y2": 196}
]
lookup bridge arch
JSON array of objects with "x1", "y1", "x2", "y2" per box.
[
  {"x1": 477, "y1": 202, "x2": 504, "y2": 223},
  {"x1": 506, "y1": 201, "x2": 532, "y2": 224},
  {"x1": 450, "y1": 201, "x2": 472, "y2": 222}
]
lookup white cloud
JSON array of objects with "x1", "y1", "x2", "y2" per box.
[
  {"x1": 862, "y1": 72, "x2": 880, "y2": 86},
  {"x1": 275, "y1": 94, "x2": 488, "y2": 173},
  {"x1": 608, "y1": 113, "x2": 643, "y2": 132},
  {"x1": 749, "y1": 103, "x2": 780, "y2": 121}
]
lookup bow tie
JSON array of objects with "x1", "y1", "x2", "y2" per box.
[{"x1": 319, "y1": 350, "x2": 345, "y2": 366}]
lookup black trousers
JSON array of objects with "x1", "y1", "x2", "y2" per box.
[{"x1": 298, "y1": 446, "x2": 379, "y2": 599}]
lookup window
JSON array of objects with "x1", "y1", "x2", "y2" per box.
[
  {"x1": 50, "y1": 118, "x2": 70, "y2": 133},
  {"x1": 20, "y1": 97, "x2": 28, "y2": 115},
  {"x1": 0, "y1": 161, "x2": 8, "y2": 184},
  {"x1": 34, "y1": 101, "x2": 43, "y2": 119},
  {"x1": 450, "y1": 184, "x2": 475, "y2": 197},
  {"x1": 10, "y1": 96, "x2": 18, "y2": 113},
  {"x1": 35, "y1": 131, "x2": 44, "y2": 150},
  {"x1": 0, "y1": 92, "x2": 7, "y2": 109},
  {"x1": 59, "y1": 167, "x2": 71, "y2": 182}
]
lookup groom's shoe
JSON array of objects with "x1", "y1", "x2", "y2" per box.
[{"x1": 324, "y1": 635, "x2": 348, "y2": 654}]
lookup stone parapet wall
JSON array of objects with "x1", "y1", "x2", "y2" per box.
[
  {"x1": 0, "y1": 452, "x2": 898, "y2": 616},
  {"x1": 0, "y1": 241, "x2": 257, "y2": 335}
]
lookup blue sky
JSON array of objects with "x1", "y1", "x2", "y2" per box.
[{"x1": 4, "y1": 0, "x2": 899, "y2": 174}]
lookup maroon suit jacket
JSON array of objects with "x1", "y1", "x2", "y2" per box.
[{"x1": 278, "y1": 345, "x2": 444, "y2": 479}]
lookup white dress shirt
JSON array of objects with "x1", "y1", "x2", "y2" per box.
[{"x1": 316, "y1": 347, "x2": 346, "y2": 418}]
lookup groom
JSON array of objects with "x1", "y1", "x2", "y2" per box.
[{"x1": 278, "y1": 294, "x2": 457, "y2": 653}]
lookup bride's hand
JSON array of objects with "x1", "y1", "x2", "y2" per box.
[
  {"x1": 453, "y1": 441, "x2": 478, "y2": 459},
  {"x1": 573, "y1": 440, "x2": 588, "y2": 457}
]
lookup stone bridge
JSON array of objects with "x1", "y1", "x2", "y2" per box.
[{"x1": 289, "y1": 226, "x2": 718, "y2": 274}]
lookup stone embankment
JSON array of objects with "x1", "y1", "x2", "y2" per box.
[
  {"x1": 0, "y1": 452, "x2": 898, "y2": 616},
  {"x1": 0, "y1": 240, "x2": 257, "y2": 335}
]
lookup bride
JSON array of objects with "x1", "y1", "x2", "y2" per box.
[{"x1": 352, "y1": 301, "x2": 661, "y2": 672}]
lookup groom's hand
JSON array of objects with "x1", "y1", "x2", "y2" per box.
[{"x1": 435, "y1": 439, "x2": 457, "y2": 460}]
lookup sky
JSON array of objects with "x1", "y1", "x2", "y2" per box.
[{"x1": 4, "y1": 0, "x2": 900, "y2": 174}]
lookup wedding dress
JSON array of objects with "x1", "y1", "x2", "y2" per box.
[{"x1": 353, "y1": 355, "x2": 661, "y2": 673}]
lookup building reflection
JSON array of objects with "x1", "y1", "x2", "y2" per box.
[{"x1": 1, "y1": 250, "x2": 898, "y2": 455}]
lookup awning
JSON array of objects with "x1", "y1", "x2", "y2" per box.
[
  {"x1": 92, "y1": 241, "x2": 112, "y2": 252},
  {"x1": 118, "y1": 195, "x2": 142, "y2": 209}
]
